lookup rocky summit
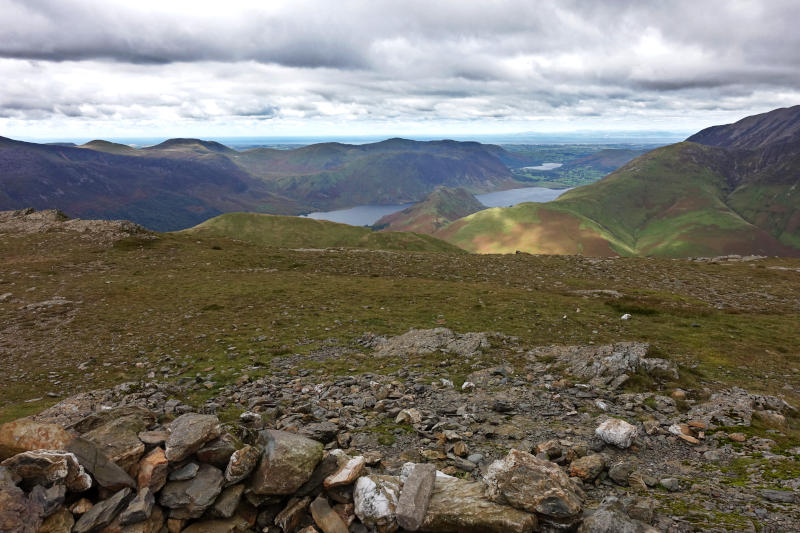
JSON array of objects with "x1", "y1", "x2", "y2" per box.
[{"x1": 0, "y1": 329, "x2": 798, "y2": 532}]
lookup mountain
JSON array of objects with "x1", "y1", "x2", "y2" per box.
[
  {"x1": 436, "y1": 107, "x2": 800, "y2": 257},
  {"x1": 184, "y1": 212, "x2": 464, "y2": 253},
  {"x1": 0, "y1": 136, "x2": 525, "y2": 230},
  {"x1": 0, "y1": 136, "x2": 302, "y2": 231},
  {"x1": 373, "y1": 187, "x2": 486, "y2": 233}
]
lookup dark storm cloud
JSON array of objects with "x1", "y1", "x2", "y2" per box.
[{"x1": 1, "y1": 0, "x2": 800, "y2": 134}]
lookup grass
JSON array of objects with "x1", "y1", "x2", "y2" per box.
[{"x1": 1, "y1": 229, "x2": 800, "y2": 423}]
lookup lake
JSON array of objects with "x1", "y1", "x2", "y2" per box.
[{"x1": 303, "y1": 186, "x2": 569, "y2": 226}]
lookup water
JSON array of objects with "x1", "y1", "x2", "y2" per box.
[
  {"x1": 303, "y1": 186, "x2": 569, "y2": 226},
  {"x1": 521, "y1": 162, "x2": 563, "y2": 171}
]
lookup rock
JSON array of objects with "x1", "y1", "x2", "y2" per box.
[
  {"x1": 69, "y1": 407, "x2": 155, "y2": 435},
  {"x1": 452, "y1": 441, "x2": 468, "y2": 457},
  {"x1": 687, "y1": 387, "x2": 794, "y2": 428},
  {"x1": 71, "y1": 498, "x2": 93, "y2": 514},
  {"x1": 275, "y1": 496, "x2": 311, "y2": 532},
  {"x1": 659, "y1": 478, "x2": 680, "y2": 492},
  {"x1": 595, "y1": 419, "x2": 637, "y2": 448},
  {"x1": 168, "y1": 462, "x2": 199, "y2": 481},
  {"x1": 754, "y1": 410, "x2": 787, "y2": 428},
  {"x1": 1, "y1": 449, "x2": 92, "y2": 492},
  {"x1": 0, "y1": 482, "x2": 45, "y2": 533},
  {"x1": 82, "y1": 414, "x2": 149, "y2": 477},
  {"x1": 0, "y1": 419, "x2": 72, "y2": 460},
  {"x1": 164, "y1": 413, "x2": 221, "y2": 463},
  {"x1": 250, "y1": 430, "x2": 323, "y2": 495},
  {"x1": 535, "y1": 440, "x2": 562, "y2": 460},
  {"x1": 728, "y1": 432, "x2": 747, "y2": 442},
  {"x1": 41, "y1": 483, "x2": 66, "y2": 517},
  {"x1": 300, "y1": 422, "x2": 339, "y2": 443},
  {"x1": 137, "y1": 447, "x2": 168, "y2": 493},
  {"x1": 73, "y1": 488, "x2": 133, "y2": 533},
  {"x1": 395, "y1": 408, "x2": 422, "y2": 424},
  {"x1": 396, "y1": 463, "x2": 436, "y2": 531},
  {"x1": 421, "y1": 477, "x2": 537, "y2": 533},
  {"x1": 310, "y1": 495, "x2": 349, "y2": 533},
  {"x1": 353, "y1": 475, "x2": 401, "y2": 529},
  {"x1": 211, "y1": 484, "x2": 245, "y2": 518},
  {"x1": 120, "y1": 488, "x2": 155, "y2": 525},
  {"x1": 180, "y1": 517, "x2": 249, "y2": 533},
  {"x1": 118, "y1": 505, "x2": 164, "y2": 533},
  {"x1": 578, "y1": 506, "x2": 657, "y2": 533},
  {"x1": 608, "y1": 461, "x2": 637, "y2": 486},
  {"x1": 296, "y1": 454, "x2": 340, "y2": 498},
  {"x1": 137, "y1": 431, "x2": 168, "y2": 447},
  {"x1": 485, "y1": 449, "x2": 582, "y2": 519},
  {"x1": 224, "y1": 444, "x2": 261, "y2": 485},
  {"x1": 761, "y1": 489, "x2": 796, "y2": 503},
  {"x1": 324, "y1": 455, "x2": 366, "y2": 489},
  {"x1": 196, "y1": 433, "x2": 237, "y2": 468},
  {"x1": 372, "y1": 328, "x2": 492, "y2": 358},
  {"x1": 159, "y1": 463, "x2": 224, "y2": 519},
  {"x1": 568, "y1": 454, "x2": 605, "y2": 482},
  {"x1": 67, "y1": 437, "x2": 136, "y2": 491},
  {"x1": 38, "y1": 507, "x2": 75, "y2": 533}
]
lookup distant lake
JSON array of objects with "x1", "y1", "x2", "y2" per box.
[
  {"x1": 303, "y1": 186, "x2": 569, "y2": 226},
  {"x1": 521, "y1": 162, "x2": 563, "y2": 171}
]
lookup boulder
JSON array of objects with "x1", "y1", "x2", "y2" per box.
[
  {"x1": 196, "y1": 433, "x2": 237, "y2": 468},
  {"x1": 310, "y1": 495, "x2": 349, "y2": 533},
  {"x1": 300, "y1": 422, "x2": 340, "y2": 443},
  {"x1": 120, "y1": 488, "x2": 155, "y2": 525},
  {"x1": 177, "y1": 517, "x2": 249, "y2": 533},
  {"x1": 275, "y1": 496, "x2": 311, "y2": 532},
  {"x1": 1, "y1": 449, "x2": 92, "y2": 492},
  {"x1": 578, "y1": 501, "x2": 658, "y2": 533},
  {"x1": 118, "y1": 505, "x2": 164, "y2": 533},
  {"x1": 67, "y1": 437, "x2": 136, "y2": 491},
  {"x1": 73, "y1": 487, "x2": 133, "y2": 533},
  {"x1": 595, "y1": 419, "x2": 638, "y2": 449},
  {"x1": 608, "y1": 461, "x2": 637, "y2": 486},
  {"x1": 420, "y1": 477, "x2": 537, "y2": 533},
  {"x1": 69, "y1": 407, "x2": 155, "y2": 435},
  {"x1": 250, "y1": 430, "x2": 323, "y2": 495},
  {"x1": 168, "y1": 462, "x2": 198, "y2": 481},
  {"x1": 372, "y1": 328, "x2": 492, "y2": 358},
  {"x1": 159, "y1": 463, "x2": 224, "y2": 519},
  {"x1": 568, "y1": 454, "x2": 606, "y2": 482},
  {"x1": 164, "y1": 413, "x2": 221, "y2": 463},
  {"x1": 211, "y1": 484, "x2": 244, "y2": 518},
  {"x1": 224, "y1": 444, "x2": 260, "y2": 485},
  {"x1": 82, "y1": 414, "x2": 149, "y2": 477},
  {"x1": 0, "y1": 482, "x2": 45, "y2": 533},
  {"x1": 38, "y1": 507, "x2": 74, "y2": 533},
  {"x1": 0, "y1": 418, "x2": 72, "y2": 460},
  {"x1": 137, "y1": 447, "x2": 168, "y2": 493},
  {"x1": 396, "y1": 463, "x2": 436, "y2": 531},
  {"x1": 353, "y1": 475, "x2": 401, "y2": 529},
  {"x1": 484, "y1": 449, "x2": 583, "y2": 519}
]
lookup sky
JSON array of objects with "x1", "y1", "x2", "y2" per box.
[{"x1": 1, "y1": 0, "x2": 800, "y2": 140}]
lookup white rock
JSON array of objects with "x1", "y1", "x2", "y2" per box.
[
  {"x1": 594, "y1": 399, "x2": 609, "y2": 411},
  {"x1": 400, "y1": 462, "x2": 454, "y2": 483},
  {"x1": 461, "y1": 381, "x2": 475, "y2": 392},
  {"x1": 595, "y1": 418, "x2": 638, "y2": 448},
  {"x1": 353, "y1": 475, "x2": 401, "y2": 528},
  {"x1": 620, "y1": 313, "x2": 632, "y2": 320},
  {"x1": 395, "y1": 408, "x2": 422, "y2": 424}
]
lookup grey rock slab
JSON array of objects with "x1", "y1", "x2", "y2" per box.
[
  {"x1": 196, "y1": 433, "x2": 237, "y2": 468},
  {"x1": 250, "y1": 430, "x2": 323, "y2": 495},
  {"x1": 224, "y1": 444, "x2": 260, "y2": 485},
  {"x1": 159, "y1": 463, "x2": 224, "y2": 519},
  {"x1": 396, "y1": 463, "x2": 436, "y2": 531},
  {"x1": 761, "y1": 489, "x2": 796, "y2": 503},
  {"x1": 168, "y1": 462, "x2": 199, "y2": 481},
  {"x1": 310, "y1": 495, "x2": 349, "y2": 533},
  {"x1": 211, "y1": 484, "x2": 245, "y2": 519},
  {"x1": 67, "y1": 437, "x2": 135, "y2": 491},
  {"x1": 164, "y1": 413, "x2": 221, "y2": 463},
  {"x1": 120, "y1": 488, "x2": 155, "y2": 525},
  {"x1": 73, "y1": 487, "x2": 133, "y2": 533},
  {"x1": 420, "y1": 477, "x2": 537, "y2": 533},
  {"x1": 0, "y1": 483, "x2": 45, "y2": 533}
]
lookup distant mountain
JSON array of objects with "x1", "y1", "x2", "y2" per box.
[
  {"x1": 184, "y1": 212, "x2": 464, "y2": 253},
  {"x1": 436, "y1": 107, "x2": 800, "y2": 257},
  {"x1": 0, "y1": 136, "x2": 526, "y2": 230},
  {"x1": 374, "y1": 187, "x2": 485, "y2": 233}
]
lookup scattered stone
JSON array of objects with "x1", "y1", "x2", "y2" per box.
[
  {"x1": 164, "y1": 413, "x2": 221, "y2": 463},
  {"x1": 324, "y1": 455, "x2": 366, "y2": 489},
  {"x1": 608, "y1": 461, "x2": 637, "y2": 486},
  {"x1": 250, "y1": 430, "x2": 323, "y2": 495},
  {"x1": 569, "y1": 454, "x2": 606, "y2": 482},
  {"x1": 595, "y1": 419, "x2": 638, "y2": 448},
  {"x1": 761, "y1": 489, "x2": 795, "y2": 503},
  {"x1": 396, "y1": 463, "x2": 436, "y2": 531},
  {"x1": 660, "y1": 478, "x2": 680, "y2": 492},
  {"x1": 300, "y1": 422, "x2": 339, "y2": 443},
  {"x1": 485, "y1": 449, "x2": 583, "y2": 519},
  {"x1": 395, "y1": 408, "x2": 422, "y2": 424}
]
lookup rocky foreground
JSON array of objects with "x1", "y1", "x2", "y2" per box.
[{"x1": 1, "y1": 329, "x2": 799, "y2": 533}]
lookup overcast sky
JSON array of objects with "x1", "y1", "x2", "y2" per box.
[{"x1": 2, "y1": 0, "x2": 800, "y2": 140}]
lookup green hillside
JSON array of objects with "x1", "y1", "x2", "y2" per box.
[
  {"x1": 438, "y1": 142, "x2": 799, "y2": 257},
  {"x1": 184, "y1": 212, "x2": 465, "y2": 253},
  {"x1": 374, "y1": 186, "x2": 486, "y2": 233}
]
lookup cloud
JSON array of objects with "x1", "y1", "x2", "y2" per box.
[{"x1": 0, "y1": 0, "x2": 799, "y2": 136}]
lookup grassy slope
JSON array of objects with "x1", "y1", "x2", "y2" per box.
[
  {"x1": 2, "y1": 229, "x2": 800, "y2": 432},
  {"x1": 440, "y1": 143, "x2": 798, "y2": 257},
  {"x1": 374, "y1": 187, "x2": 486, "y2": 233},
  {"x1": 183, "y1": 212, "x2": 465, "y2": 253}
]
